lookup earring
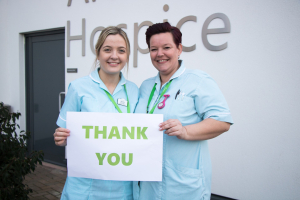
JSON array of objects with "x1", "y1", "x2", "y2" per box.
[{"x1": 178, "y1": 55, "x2": 180, "y2": 59}]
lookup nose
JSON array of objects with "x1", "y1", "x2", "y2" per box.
[
  {"x1": 157, "y1": 48, "x2": 164, "y2": 57},
  {"x1": 111, "y1": 50, "x2": 118, "y2": 59}
]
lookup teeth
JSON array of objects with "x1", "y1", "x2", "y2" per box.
[{"x1": 157, "y1": 60, "x2": 167, "y2": 62}]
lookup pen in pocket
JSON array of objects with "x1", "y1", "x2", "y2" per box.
[{"x1": 175, "y1": 89, "x2": 180, "y2": 99}]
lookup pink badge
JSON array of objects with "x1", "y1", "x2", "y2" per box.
[{"x1": 158, "y1": 94, "x2": 170, "y2": 109}]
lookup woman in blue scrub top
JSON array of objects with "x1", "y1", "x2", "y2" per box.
[
  {"x1": 53, "y1": 26, "x2": 139, "y2": 200},
  {"x1": 134, "y1": 22, "x2": 233, "y2": 200}
]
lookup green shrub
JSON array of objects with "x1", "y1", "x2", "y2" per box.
[{"x1": 0, "y1": 102, "x2": 44, "y2": 199}]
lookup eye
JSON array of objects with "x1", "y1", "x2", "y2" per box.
[
  {"x1": 164, "y1": 46, "x2": 170, "y2": 50},
  {"x1": 150, "y1": 48, "x2": 157, "y2": 52},
  {"x1": 103, "y1": 48, "x2": 110, "y2": 52},
  {"x1": 119, "y1": 49, "x2": 126, "y2": 53}
]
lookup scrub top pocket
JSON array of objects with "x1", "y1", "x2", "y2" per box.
[
  {"x1": 164, "y1": 160, "x2": 209, "y2": 200},
  {"x1": 169, "y1": 96, "x2": 197, "y2": 125}
]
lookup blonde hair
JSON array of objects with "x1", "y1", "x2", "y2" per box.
[{"x1": 95, "y1": 26, "x2": 130, "y2": 69}]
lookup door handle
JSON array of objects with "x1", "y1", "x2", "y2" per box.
[
  {"x1": 59, "y1": 92, "x2": 65, "y2": 111},
  {"x1": 59, "y1": 91, "x2": 66, "y2": 159}
]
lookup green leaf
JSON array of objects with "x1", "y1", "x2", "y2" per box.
[{"x1": 0, "y1": 101, "x2": 44, "y2": 199}]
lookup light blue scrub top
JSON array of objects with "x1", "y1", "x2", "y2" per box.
[
  {"x1": 57, "y1": 68, "x2": 139, "y2": 200},
  {"x1": 134, "y1": 61, "x2": 233, "y2": 200}
]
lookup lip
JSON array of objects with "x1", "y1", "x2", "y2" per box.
[
  {"x1": 156, "y1": 59, "x2": 169, "y2": 64},
  {"x1": 107, "y1": 62, "x2": 120, "y2": 67}
]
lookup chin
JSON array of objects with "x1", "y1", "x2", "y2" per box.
[
  {"x1": 102, "y1": 68, "x2": 122, "y2": 75},
  {"x1": 109, "y1": 70, "x2": 122, "y2": 75},
  {"x1": 156, "y1": 66, "x2": 170, "y2": 73}
]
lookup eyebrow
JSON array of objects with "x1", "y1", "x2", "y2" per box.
[
  {"x1": 102, "y1": 45, "x2": 126, "y2": 49},
  {"x1": 150, "y1": 43, "x2": 172, "y2": 48}
]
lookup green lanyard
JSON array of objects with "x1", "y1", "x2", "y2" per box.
[
  {"x1": 103, "y1": 84, "x2": 130, "y2": 113},
  {"x1": 147, "y1": 80, "x2": 173, "y2": 114}
]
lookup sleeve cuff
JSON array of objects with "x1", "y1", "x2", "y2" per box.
[
  {"x1": 56, "y1": 114, "x2": 66, "y2": 128},
  {"x1": 204, "y1": 112, "x2": 234, "y2": 125}
]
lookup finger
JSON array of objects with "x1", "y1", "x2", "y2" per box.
[
  {"x1": 168, "y1": 130, "x2": 181, "y2": 136},
  {"x1": 159, "y1": 119, "x2": 173, "y2": 127},
  {"x1": 166, "y1": 126, "x2": 181, "y2": 135},
  {"x1": 159, "y1": 122, "x2": 165, "y2": 130},
  {"x1": 55, "y1": 140, "x2": 66, "y2": 146},
  {"x1": 160, "y1": 119, "x2": 181, "y2": 128},
  {"x1": 160, "y1": 121, "x2": 178, "y2": 131},
  {"x1": 165, "y1": 130, "x2": 180, "y2": 136},
  {"x1": 54, "y1": 131, "x2": 70, "y2": 137},
  {"x1": 56, "y1": 127, "x2": 70, "y2": 133},
  {"x1": 159, "y1": 121, "x2": 172, "y2": 130},
  {"x1": 54, "y1": 136, "x2": 68, "y2": 142},
  {"x1": 164, "y1": 125, "x2": 178, "y2": 134}
]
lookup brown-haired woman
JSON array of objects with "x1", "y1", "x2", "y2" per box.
[
  {"x1": 53, "y1": 26, "x2": 138, "y2": 200},
  {"x1": 134, "y1": 22, "x2": 233, "y2": 200}
]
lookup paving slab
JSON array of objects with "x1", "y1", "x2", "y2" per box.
[{"x1": 24, "y1": 162, "x2": 67, "y2": 200}]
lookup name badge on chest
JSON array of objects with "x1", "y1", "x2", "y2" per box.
[{"x1": 117, "y1": 98, "x2": 128, "y2": 107}]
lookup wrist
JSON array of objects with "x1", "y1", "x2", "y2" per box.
[
  {"x1": 183, "y1": 126, "x2": 189, "y2": 140},
  {"x1": 178, "y1": 126, "x2": 189, "y2": 140}
]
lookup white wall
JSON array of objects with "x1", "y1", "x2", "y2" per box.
[
  {"x1": 0, "y1": 1, "x2": 11, "y2": 104},
  {"x1": 1, "y1": 0, "x2": 300, "y2": 199}
]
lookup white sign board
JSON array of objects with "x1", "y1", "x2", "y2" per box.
[{"x1": 66, "y1": 112, "x2": 163, "y2": 181}]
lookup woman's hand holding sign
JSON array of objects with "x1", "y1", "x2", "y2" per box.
[
  {"x1": 54, "y1": 127, "x2": 70, "y2": 146},
  {"x1": 159, "y1": 119, "x2": 188, "y2": 140}
]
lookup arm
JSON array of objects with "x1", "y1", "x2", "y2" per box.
[
  {"x1": 160, "y1": 73, "x2": 233, "y2": 140},
  {"x1": 159, "y1": 118, "x2": 230, "y2": 140},
  {"x1": 54, "y1": 83, "x2": 80, "y2": 146}
]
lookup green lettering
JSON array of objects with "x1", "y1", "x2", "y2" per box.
[
  {"x1": 108, "y1": 126, "x2": 121, "y2": 139},
  {"x1": 122, "y1": 153, "x2": 133, "y2": 166},
  {"x1": 122, "y1": 127, "x2": 134, "y2": 139},
  {"x1": 95, "y1": 126, "x2": 107, "y2": 139},
  {"x1": 137, "y1": 127, "x2": 148, "y2": 139},
  {"x1": 107, "y1": 153, "x2": 120, "y2": 166},
  {"x1": 82, "y1": 126, "x2": 93, "y2": 138},
  {"x1": 95, "y1": 153, "x2": 107, "y2": 165}
]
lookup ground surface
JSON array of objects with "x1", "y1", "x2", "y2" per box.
[
  {"x1": 24, "y1": 162, "x2": 67, "y2": 200},
  {"x1": 23, "y1": 163, "x2": 231, "y2": 200}
]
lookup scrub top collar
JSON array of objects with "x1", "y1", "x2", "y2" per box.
[
  {"x1": 154, "y1": 60, "x2": 186, "y2": 92},
  {"x1": 89, "y1": 67, "x2": 127, "y2": 95}
]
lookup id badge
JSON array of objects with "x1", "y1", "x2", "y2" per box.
[{"x1": 117, "y1": 98, "x2": 128, "y2": 106}]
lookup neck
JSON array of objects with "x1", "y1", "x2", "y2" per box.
[
  {"x1": 160, "y1": 62, "x2": 180, "y2": 87},
  {"x1": 98, "y1": 69, "x2": 120, "y2": 94},
  {"x1": 160, "y1": 74, "x2": 172, "y2": 87}
]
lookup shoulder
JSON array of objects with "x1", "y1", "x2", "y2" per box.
[
  {"x1": 125, "y1": 80, "x2": 139, "y2": 93},
  {"x1": 182, "y1": 68, "x2": 216, "y2": 85},
  {"x1": 140, "y1": 76, "x2": 156, "y2": 90},
  {"x1": 68, "y1": 75, "x2": 93, "y2": 91},
  {"x1": 179, "y1": 68, "x2": 221, "y2": 97},
  {"x1": 70, "y1": 75, "x2": 93, "y2": 87},
  {"x1": 70, "y1": 75, "x2": 92, "y2": 86},
  {"x1": 184, "y1": 68, "x2": 211, "y2": 80}
]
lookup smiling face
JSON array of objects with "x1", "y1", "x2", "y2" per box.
[
  {"x1": 149, "y1": 32, "x2": 182, "y2": 77},
  {"x1": 98, "y1": 34, "x2": 128, "y2": 76}
]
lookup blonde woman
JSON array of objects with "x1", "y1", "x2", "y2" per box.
[{"x1": 54, "y1": 26, "x2": 138, "y2": 200}]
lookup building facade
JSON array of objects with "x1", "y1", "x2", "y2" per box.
[{"x1": 1, "y1": 0, "x2": 300, "y2": 199}]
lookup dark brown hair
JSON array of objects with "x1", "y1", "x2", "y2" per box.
[{"x1": 145, "y1": 22, "x2": 182, "y2": 49}]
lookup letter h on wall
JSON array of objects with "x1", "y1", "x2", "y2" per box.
[{"x1": 68, "y1": 0, "x2": 96, "y2": 7}]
